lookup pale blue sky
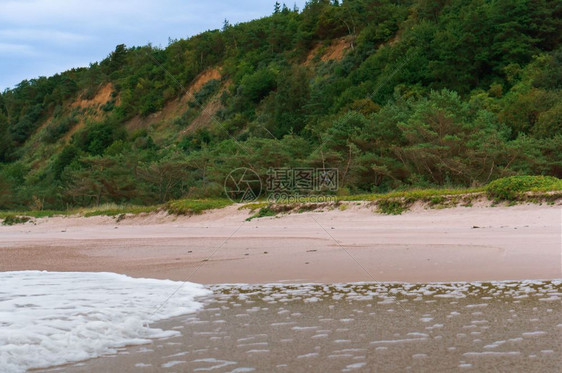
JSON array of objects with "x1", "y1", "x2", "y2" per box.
[{"x1": 0, "y1": 0, "x2": 306, "y2": 90}]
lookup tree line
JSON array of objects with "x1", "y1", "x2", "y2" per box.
[{"x1": 0, "y1": 0, "x2": 560, "y2": 209}]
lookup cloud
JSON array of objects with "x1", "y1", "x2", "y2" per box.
[
  {"x1": 0, "y1": 42, "x2": 36, "y2": 56},
  {"x1": 0, "y1": 0, "x2": 151, "y2": 26},
  {"x1": 0, "y1": 0, "x2": 307, "y2": 89},
  {"x1": 0, "y1": 29, "x2": 93, "y2": 45},
  {"x1": 0, "y1": 0, "x2": 231, "y2": 29}
]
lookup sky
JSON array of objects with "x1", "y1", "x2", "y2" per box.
[{"x1": 0, "y1": 0, "x2": 307, "y2": 90}]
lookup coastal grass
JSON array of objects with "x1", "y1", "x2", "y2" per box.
[
  {"x1": 338, "y1": 187, "x2": 485, "y2": 202},
  {"x1": 0, "y1": 198, "x2": 233, "y2": 224},
  {"x1": 486, "y1": 176, "x2": 562, "y2": 201},
  {"x1": 80, "y1": 204, "x2": 160, "y2": 218},
  {"x1": 238, "y1": 202, "x2": 269, "y2": 212},
  {"x1": 1, "y1": 176, "x2": 560, "y2": 223},
  {"x1": 0, "y1": 210, "x2": 67, "y2": 219},
  {"x1": 1, "y1": 215, "x2": 31, "y2": 226},
  {"x1": 165, "y1": 198, "x2": 233, "y2": 215},
  {"x1": 239, "y1": 176, "x2": 561, "y2": 218},
  {"x1": 245, "y1": 206, "x2": 278, "y2": 221}
]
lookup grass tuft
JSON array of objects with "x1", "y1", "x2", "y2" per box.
[
  {"x1": 238, "y1": 202, "x2": 269, "y2": 212},
  {"x1": 246, "y1": 206, "x2": 277, "y2": 221},
  {"x1": 79, "y1": 204, "x2": 160, "y2": 217},
  {"x1": 377, "y1": 198, "x2": 411, "y2": 215},
  {"x1": 166, "y1": 199, "x2": 232, "y2": 215},
  {"x1": 0, "y1": 210, "x2": 66, "y2": 219},
  {"x1": 339, "y1": 187, "x2": 485, "y2": 202},
  {"x1": 1, "y1": 215, "x2": 31, "y2": 226}
]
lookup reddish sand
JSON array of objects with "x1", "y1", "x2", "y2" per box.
[{"x1": 0, "y1": 203, "x2": 560, "y2": 284}]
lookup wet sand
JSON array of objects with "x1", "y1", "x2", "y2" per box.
[
  {"x1": 44, "y1": 281, "x2": 562, "y2": 372},
  {"x1": 0, "y1": 204, "x2": 560, "y2": 283},
  {"x1": 3, "y1": 203, "x2": 561, "y2": 372}
]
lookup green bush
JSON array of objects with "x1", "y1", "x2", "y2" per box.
[
  {"x1": 192, "y1": 79, "x2": 220, "y2": 107},
  {"x1": 101, "y1": 100, "x2": 116, "y2": 112},
  {"x1": 486, "y1": 176, "x2": 562, "y2": 200},
  {"x1": 166, "y1": 199, "x2": 232, "y2": 215},
  {"x1": 2, "y1": 215, "x2": 31, "y2": 226},
  {"x1": 377, "y1": 198, "x2": 409, "y2": 215},
  {"x1": 43, "y1": 116, "x2": 78, "y2": 143},
  {"x1": 246, "y1": 206, "x2": 277, "y2": 221},
  {"x1": 72, "y1": 120, "x2": 126, "y2": 155}
]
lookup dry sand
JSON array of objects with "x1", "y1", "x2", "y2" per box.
[{"x1": 1, "y1": 203, "x2": 560, "y2": 284}]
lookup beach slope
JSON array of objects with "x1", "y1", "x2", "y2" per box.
[{"x1": 0, "y1": 203, "x2": 560, "y2": 283}]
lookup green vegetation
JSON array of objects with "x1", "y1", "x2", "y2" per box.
[
  {"x1": 246, "y1": 206, "x2": 278, "y2": 221},
  {"x1": 81, "y1": 204, "x2": 159, "y2": 217},
  {"x1": 0, "y1": 210, "x2": 65, "y2": 219},
  {"x1": 377, "y1": 198, "x2": 412, "y2": 215},
  {"x1": 166, "y1": 199, "x2": 232, "y2": 215},
  {"x1": 1, "y1": 1, "x2": 561, "y2": 212},
  {"x1": 239, "y1": 202, "x2": 270, "y2": 211},
  {"x1": 1, "y1": 215, "x2": 31, "y2": 226},
  {"x1": 0, "y1": 176, "x2": 559, "y2": 223},
  {"x1": 339, "y1": 187, "x2": 485, "y2": 202},
  {"x1": 486, "y1": 176, "x2": 562, "y2": 201}
]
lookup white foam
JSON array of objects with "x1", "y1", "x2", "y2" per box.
[
  {"x1": 370, "y1": 337, "x2": 427, "y2": 345},
  {"x1": 297, "y1": 352, "x2": 319, "y2": 358},
  {"x1": 522, "y1": 331, "x2": 547, "y2": 337},
  {"x1": 245, "y1": 349, "x2": 269, "y2": 353},
  {"x1": 0, "y1": 271, "x2": 210, "y2": 373},
  {"x1": 291, "y1": 326, "x2": 318, "y2": 331},
  {"x1": 343, "y1": 362, "x2": 367, "y2": 371},
  {"x1": 161, "y1": 360, "x2": 186, "y2": 368},
  {"x1": 463, "y1": 351, "x2": 521, "y2": 357},
  {"x1": 192, "y1": 358, "x2": 236, "y2": 371}
]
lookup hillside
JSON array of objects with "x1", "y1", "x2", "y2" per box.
[{"x1": 0, "y1": 0, "x2": 561, "y2": 210}]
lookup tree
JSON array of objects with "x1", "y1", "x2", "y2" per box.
[
  {"x1": 66, "y1": 157, "x2": 136, "y2": 206},
  {"x1": 273, "y1": 65, "x2": 310, "y2": 136},
  {"x1": 137, "y1": 157, "x2": 190, "y2": 203},
  {"x1": 395, "y1": 90, "x2": 510, "y2": 185},
  {"x1": 0, "y1": 113, "x2": 13, "y2": 162}
]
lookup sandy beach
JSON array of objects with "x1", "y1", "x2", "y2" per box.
[
  {"x1": 2, "y1": 202, "x2": 561, "y2": 372},
  {"x1": 1, "y1": 203, "x2": 560, "y2": 283}
]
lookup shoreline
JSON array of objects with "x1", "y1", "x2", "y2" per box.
[
  {"x1": 1, "y1": 202, "x2": 560, "y2": 284},
  {"x1": 47, "y1": 280, "x2": 562, "y2": 373}
]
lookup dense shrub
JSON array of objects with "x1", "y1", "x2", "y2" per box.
[
  {"x1": 486, "y1": 176, "x2": 562, "y2": 200},
  {"x1": 43, "y1": 116, "x2": 78, "y2": 143}
]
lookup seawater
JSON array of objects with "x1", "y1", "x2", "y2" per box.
[
  {"x1": 0, "y1": 271, "x2": 210, "y2": 373},
  {"x1": 56, "y1": 280, "x2": 562, "y2": 372}
]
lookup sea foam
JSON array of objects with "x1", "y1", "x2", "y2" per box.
[{"x1": 0, "y1": 271, "x2": 210, "y2": 372}]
